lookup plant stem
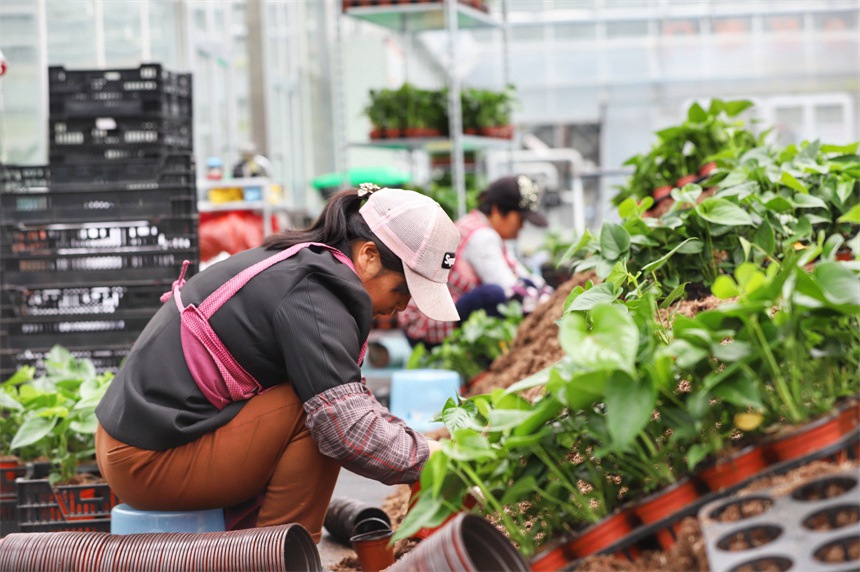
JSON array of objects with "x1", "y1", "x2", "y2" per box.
[{"x1": 747, "y1": 315, "x2": 802, "y2": 422}]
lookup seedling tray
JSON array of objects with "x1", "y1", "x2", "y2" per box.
[
  {"x1": 699, "y1": 468, "x2": 860, "y2": 572},
  {"x1": 49, "y1": 63, "x2": 191, "y2": 119},
  {"x1": 16, "y1": 479, "x2": 120, "y2": 534},
  {"x1": 2, "y1": 314, "x2": 152, "y2": 350},
  {"x1": 2, "y1": 249, "x2": 198, "y2": 286},
  {"x1": 1, "y1": 464, "x2": 27, "y2": 537},
  {"x1": 1, "y1": 186, "x2": 196, "y2": 224},
  {"x1": 49, "y1": 153, "x2": 194, "y2": 187},
  {"x1": 0, "y1": 165, "x2": 49, "y2": 192},
  {"x1": 2, "y1": 216, "x2": 197, "y2": 255},
  {"x1": 0, "y1": 281, "x2": 168, "y2": 320}
]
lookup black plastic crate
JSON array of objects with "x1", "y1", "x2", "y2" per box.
[
  {"x1": 1, "y1": 463, "x2": 26, "y2": 537},
  {"x1": 49, "y1": 153, "x2": 194, "y2": 188},
  {"x1": 49, "y1": 63, "x2": 191, "y2": 120},
  {"x1": 1, "y1": 186, "x2": 196, "y2": 224},
  {"x1": 3, "y1": 314, "x2": 152, "y2": 350},
  {"x1": 16, "y1": 479, "x2": 120, "y2": 533},
  {"x1": 2, "y1": 249, "x2": 198, "y2": 286},
  {"x1": 1, "y1": 281, "x2": 168, "y2": 320},
  {"x1": 2, "y1": 216, "x2": 197, "y2": 256},
  {"x1": 0, "y1": 165, "x2": 50, "y2": 192},
  {"x1": 49, "y1": 116, "x2": 192, "y2": 165},
  {"x1": 0, "y1": 345, "x2": 131, "y2": 381}
]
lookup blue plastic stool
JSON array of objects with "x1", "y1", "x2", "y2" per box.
[
  {"x1": 389, "y1": 369, "x2": 461, "y2": 433},
  {"x1": 111, "y1": 503, "x2": 225, "y2": 535}
]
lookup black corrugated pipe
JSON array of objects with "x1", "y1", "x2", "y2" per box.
[{"x1": 0, "y1": 523, "x2": 320, "y2": 571}]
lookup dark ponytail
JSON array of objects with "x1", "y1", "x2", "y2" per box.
[{"x1": 261, "y1": 189, "x2": 404, "y2": 273}]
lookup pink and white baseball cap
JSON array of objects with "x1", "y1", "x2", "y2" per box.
[{"x1": 359, "y1": 188, "x2": 461, "y2": 322}]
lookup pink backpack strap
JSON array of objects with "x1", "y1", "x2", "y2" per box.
[{"x1": 162, "y1": 243, "x2": 368, "y2": 410}]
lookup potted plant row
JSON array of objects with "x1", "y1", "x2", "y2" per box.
[
  {"x1": 364, "y1": 84, "x2": 518, "y2": 141},
  {"x1": 0, "y1": 346, "x2": 121, "y2": 535},
  {"x1": 394, "y1": 101, "x2": 858, "y2": 565}
]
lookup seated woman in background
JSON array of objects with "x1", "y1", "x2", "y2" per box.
[{"x1": 399, "y1": 175, "x2": 553, "y2": 348}]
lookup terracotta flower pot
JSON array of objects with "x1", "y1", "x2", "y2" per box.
[
  {"x1": 369, "y1": 128, "x2": 384, "y2": 140},
  {"x1": 653, "y1": 186, "x2": 673, "y2": 202},
  {"x1": 766, "y1": 411, "x2": 847, "y2": 464},
  {"x1": 676, "y1": 174, "x2": 698, "y2": 188},
  {"x1": 698, "y1": 162, "x2": 718, "y2": 177},
  {"x1": 632, "y1": 478, "x2": 701, "y2": 550},
  {"x1": 697, "y1": 445, "x2": 770, "y2": 493},
  {"x1": 567, "y1": 509, "x2": 638, "y2": 559},
  {"x1": 384, "y1": 128, "x2": 402, "y2": 139},
  {"x1": 351, "y1": 528, "x2": 395, "y2": 572}
]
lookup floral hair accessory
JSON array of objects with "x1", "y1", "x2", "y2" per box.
[{"x1": 357, "y1": 182, "x2": 381, "y2": 197}]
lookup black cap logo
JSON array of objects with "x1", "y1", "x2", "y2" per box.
[{"x1": 442, "y1": 252, "x2": 456, "y2": 269}]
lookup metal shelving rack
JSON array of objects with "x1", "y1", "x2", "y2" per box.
[{"x1": 335, "y1": 0, "x2": 511, "y2": 218}]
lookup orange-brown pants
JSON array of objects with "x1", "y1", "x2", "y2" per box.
[{"x1": 95, "y1": 383, "x2": 340, "y2": 542}]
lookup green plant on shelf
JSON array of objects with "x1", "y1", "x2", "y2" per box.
[
  {"x1": 612, "y1": 98, "x2": 764, "y2": 206},
  {"x1": 1, "y1": 346, "x2": 114, "y2": 485}
]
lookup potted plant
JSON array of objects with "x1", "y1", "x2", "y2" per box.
[{"x1": 2, "y1": 346, "x2": 122, "y2": 532}]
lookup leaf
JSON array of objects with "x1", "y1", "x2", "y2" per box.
[
  {"x1": 440, "y1": 399, "x2": 479, "y2": 433},
  {"x1": 723, "y1": 99, "x2": 754, "y2": 116},
  {"x1": 501, "y1": 476, "x2": 538, "y2": 506},
  {"x1": 792, "y1": 193, "x2": 828, "y2": 210},
  {"x1": 697, "y1": 198, "x2": 753, "y2": 226},
  {"x1": 444, "y1": 429, "x2": 496, "y2": 461},
  {"x1": 557, "y1": 305, "x2": 639, "y2": 375},
  {"x1": 753, "y1": 220, "x2": 776, "y2": 256},
  {"x1": 712, "y1": 275, "x2": 739, "y2": 299},
  {"x1": 567, "y1": 283, "x2": 621, "y2": 311},
  {"x1": 687, "y1": 102, "x2": 708, "y2": 123},
  {"x1": 70, "y1": 410, "x2": 98, "y2": 434},
  {"x1": 485, "y1": 409, "x2": 534, "y2": 433},
  {"x1": 713, "y1": 377, "x2": 765, "y2": 410},
  {"x1": 563, "y1": 370, "x2": 610, "y2": 411},
  {"x1": 605, "y1": 372, "x2": 655, "y2": 451},
  {"x1": 838, "y1": 204, "x2": 860, "y2": 224},
  {"x1": 503, "y1": 365, "x2": 554, "y2": 396},
  {"x1": 394, "y1": 491, "x2": 450, "y2": 541},
  {"x1": 11, "y1": 415, "x2": 57, "y2": 450},
  {"x1": 599, "y1": 223, "x2": 631, "y2": 261},
  {"x1": 642, "y1": 238, "x2": 700, "y2": 274},
  {"x1": 0, "y1": 391, "x2": 23, "y2": 411},
  {"x1": 780, "y1": 171, "x2": 808, "y2": 193}
]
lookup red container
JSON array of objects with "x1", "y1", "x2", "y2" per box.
[
  {"x1": 632, "y1": 478, "x2": 700, "y2": 550},
  {"x1": 653, "y1": 186, "x2": 673, "y2": 202},
  {"x1": 408, "y1": 482, "x2": 476, "y2": 540},
  {"x1": 766, "y1": 412, "x2": 846, "y2": 464},
  {"x1": 676, "y1": 174, "x2": 698, "y2": 188},
  {"x1": 698, "y1": 162, "x2": 718, "y2": 177},
  {"x1": 567, "y1": 509, "x2": 638, "y2": 559},
  {"x1": 697, "y1": 445, "x2": 769, "y2": 493}
]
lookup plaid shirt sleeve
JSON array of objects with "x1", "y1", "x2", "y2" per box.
[{"x1": 303, "y1": 381, "x2": 430, "y2": 485}]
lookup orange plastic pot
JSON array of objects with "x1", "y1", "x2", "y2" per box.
[
  {"x1": 676, "y1": 174, "x2": 698, "y2": 188},
  {"x1": 567, "y1": 509, "x2": 638, "y2": 559},
  {"x1": 698, "y1": 162, "x2": 718, "y2": 177},
  {"x1": 697, "y1": 445, "x2": 769, "y2": 493},
  {"x1": 351, "y1": 528, "x2": 395, "y2": 572},
  {"x1": 653, "y1": 186, "x2": 673, "y2": 202},
  {"x1": 766, "y1": 411, "x2": 846, "y2": 464},
  {"x1": 632, "y1": 478, "x2": 700, "y2": 550}
]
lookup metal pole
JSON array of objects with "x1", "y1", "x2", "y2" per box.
[
  {"x1": 331, "y1": 0, "x2": 349, "y2": 189},
  {"x1": 500, "y1": 0, "x2": 513, "y2": 172},
  {"x1": 445, "y1": 0, "x2": 466, "y2": 218}
]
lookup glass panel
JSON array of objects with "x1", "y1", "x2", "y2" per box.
[
  {"x1": 712, "y1": 17, "x2": 751, "y2": 35},
  {"x1": 764, "y1": 14, "x2": 802, "y2": 33},
  {"x1": 103, "y1": 0, "x2": 142, "y2": 67},
  {"x1": 150, "y1": 0, "x2": 180, "y2": 68},
  {"x1": 605, "y1": 20, "x2": 649, "y2": 38},
  {"x1": 660, "y1": 19, "x2": 698, "y2": 36},
  {"x1": 555, "y1": 22, "x2": 597, "y2": 41},
  {"x1": 814, "y1": 11, "x2": 857, "y2": 31},
  {"x1": 511, "y1": 24, "x2": 545, "y2": 42},
  {"x1": 46, "y1": 0, "x2": 99, "y2": 67},
  {"x1": 773, "y1": 106, "x2": 804, "y2": 147}
]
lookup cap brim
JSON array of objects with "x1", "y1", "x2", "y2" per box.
[
  {"x1": 402, "y1": 264, "x2": 460, "y2": 322},
  {"x1": 523, "y1": 210, "x2": 549, "y2": 227}
]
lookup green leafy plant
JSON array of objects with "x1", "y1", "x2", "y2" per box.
[
  {"x1": 613, "y1": 99, "x2": 764, "y2": 206},
  {"x1": 408, "y1": 302, "x2": 523, "y2": 382},
  {"x1": 1, "y1": 346, "x2": 114, "y2": 484}
]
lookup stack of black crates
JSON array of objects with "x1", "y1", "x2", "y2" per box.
[{"x1": 0, "y1": 63, "x2": 198, "y2": 380}]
